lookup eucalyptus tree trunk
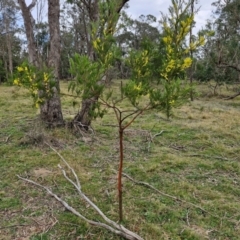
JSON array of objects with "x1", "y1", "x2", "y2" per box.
[
  {"x1": 40, "y1": 0, "x2": 64, "y2": 126},
  {"x1": 17, "y1": 0, "x2": 39, "y2": 67},
  {"x1": 73, "y1": 0, "x2": 129, "y2": 129},
  {"x1": 18, "y1": 0, "x2": 64, "y2": 126}
]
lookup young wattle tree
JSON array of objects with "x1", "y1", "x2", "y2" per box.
[
  {"x1": 70, "y1": 0, "x2": 205, "y2": 222},
  {"x1": 67, "y1": 0, "x2": 129, "y2": 129}
]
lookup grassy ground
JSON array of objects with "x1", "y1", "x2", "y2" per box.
[{"x1": 0, "y1": 81, "x2": 240, "y2": 240}]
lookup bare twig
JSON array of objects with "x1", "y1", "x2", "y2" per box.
[
  {"x1": 121, "y1": 172, "x2": 221, "y2": 219},
  {"x1": 17, "y1": 144, "x2": 144, "y2": 240},
  {"x1": 0, "y1": 224, "x2": 29, "y2": 229},
  {"x1": 186, "y1": 154, "x2": 235, "y2": 161},
  {"x1": 147, "y1": 130, "x2": 165, "y2": 152},
  {"x1": 5, "y1": 134, "x2": 11, "y2": 143},
  {"x1": 44, "y1": 142, "x2": 81, "y2": 189},
  {"x1": 217, "y1": 63, "x2": 240, "y2": 73},
  {"x1": 123, "y1": 105, "x2": 151, "y2": 130},
  {"x1": 186, "y1": 208, "x2": 190, "y2": 226},
  {"x1": 17, "y1": 176, "x2": 120, "y2": 234},
  {"x1": 101, "y1": 124, "x2": 118, "y2": 128},
  {"x1": 152, "y1": 130, "x2": 165, "y2": 138},
  {"x1": 223, "y1": 92, "x2": 240, "y2": 100}
]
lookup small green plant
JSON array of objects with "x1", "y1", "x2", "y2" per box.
[
  {"x1": 13, "y1": 62, "x2": 56, "y2": 108},
  {"x1": 69, "y1": 0, "x2": 206, "y2": 223},
  {"x1": 154, "y1": 0, "x2": 205, "y2": 118}
]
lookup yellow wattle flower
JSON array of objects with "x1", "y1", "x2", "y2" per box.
[
  {"x1": 13, "y1": 79, "x2": 20, "y2": 85},
  {"x1": 133, "y1": 82, "x2": 142, "y2": 91},
  {"x1": 182, "y1": 57, "x2": 192, "y2": 69},
  {"x1": 43, "y1": 73, "x2": 49, "y2": 82},
  {"x1": 17, "y1": 66, "x2": 24, "y2": 72}
]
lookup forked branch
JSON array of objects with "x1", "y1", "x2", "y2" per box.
[{"x1": 17, "y1": 144, "x2": 144, "y2": 240}]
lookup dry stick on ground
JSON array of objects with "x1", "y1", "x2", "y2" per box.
[
  {"x1": 0, "y1": 224, "x2": 29, "y2": 229},
  {"x1": 5, "y1": 134, "x2": 11, "y2": 143},
  {"x1": 17, "y1": 143, "x2": 144, "y2": 240},
  {"x1": 186, "y1": 154, "x2": 236, "y2": 161},
  {"x1": 224, "y1": 92, "x2": 240, "y2": 100},
  {"x1": 121, "y1": 172, "x2": 227, "y2": 221},
  {"x1": 147, "y1": 130, "x2": 165, "y2": 152}
]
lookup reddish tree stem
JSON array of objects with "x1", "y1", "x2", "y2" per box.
[{"x1": 118, "y1": 127, "x2": 124, "y2": 222}]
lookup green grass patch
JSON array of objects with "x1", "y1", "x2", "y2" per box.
[{"x1": 0, "y1": 82, "x2": 240, "y2": 239}]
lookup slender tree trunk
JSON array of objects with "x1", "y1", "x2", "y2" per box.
[
  {"x1": 5, "y1": 17, "x2": 13, "y2": 76},
  {"x1": 40, "y1": 0, "x2": 64, "y2": 126},
  {"x1": 118, "y1": 127, "x2": 124, "y2": 222},
  {"x1": 4, "y1": 58, "x2": 8, "y2": 80},
  {"x1": 189, "y1": 0, "x2": 194, "y2": 101},
  {"x1": 7, "y1": 35, "x2": 13, "y2": 75}
]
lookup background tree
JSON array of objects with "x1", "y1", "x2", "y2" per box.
[
  {"x1": 18, "y1": 0, "x2": 64, "y2": 126},
  {"x1": 194, "y1": 0, "x2": 240, "y2": 96},
  {"x1": 69, "y1": 0, "x2": 205, "y2": 222},
  {"x1": 40, "y1": 0, "x2": 64, "y2": 125},
  {"x1": 0, "y1": 0, "x2": 21, "y2": 82},
  {"x1": 115, "y1": 12, "x2": 160, "y2": 78},
  {"x1": 34, "y1": 22, "x2": 49, "y2": 66}
]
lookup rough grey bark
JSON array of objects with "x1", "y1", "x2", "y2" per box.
[
  {"x1": 3, "y1": 10, "x2": 13, "y2": 76},
  {"x1": 17, "y1": 0, "x2": 39, "y2": 67},
  {"x1": 40, "y1": 0, "x2": 64, "y2": 126},
  {"x1": 18, "y1": 0, "x2": 64, "y2": 126},
  {"x1": 6, "y1": 32, "x2": 13, "y2": 76}
]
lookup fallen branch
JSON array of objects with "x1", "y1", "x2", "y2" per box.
[
  {"x1": 5, "y1": 134, "x2": 11, "y2": 143},
  {"x1": 223, "y1": 92, "x2": 240, "y2": 100},
  {"x1": 0, "y1": 224, "x2": 29, "y2": 229},
  {"x1": 152, "y1": 130, "x2": 165, "y2": 138},
  {"x1": 17, "y1": 143, "x2": 143, "y2": 240},
  {"x1": 147, "y1": 130, "x2": 165, "y2": 152},
  {"x1": 186, "y1": 154, "x2": 235, "y2": 161},
  {"x1": 101, "y1": 124, "x2": 119, "y2": 128},
  {"x1": 121, "y1": 172, "x2": 221, "y2": 220}
]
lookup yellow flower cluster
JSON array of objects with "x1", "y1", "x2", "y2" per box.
[
  {"x1": 17, "y1": 66, "x2": 28, "y2": 72},
  {"x1": 133, "y1": 82, "x2": 142, "y2": 91},
  {"x1": 141, "y1": 50, "x2": 149, "y2": 67},
  {"x1": 14, "y1": 64, "x2": 52, "y2": 108},
  {"x1": 165, "y1": 59, "x2": 175, "y2": 73},
  {"x1": 93, "y1": 38, "x2": 101, "y2": 51},
  {"x1": 131, "y1": 50, "x2": 150, "y2": 79},
  {"x1": 182, "y1": 57, "x2": 192, "y2": 69},
  {"x1": 160, "y1": 14, "x2": 203, "y2": 81},
  {"x1": 163, "y1": 36, "x2": 171, "y2": 44},
  {"x1": 13, "y1": 78, "x2": 21, "y2": 86}
]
